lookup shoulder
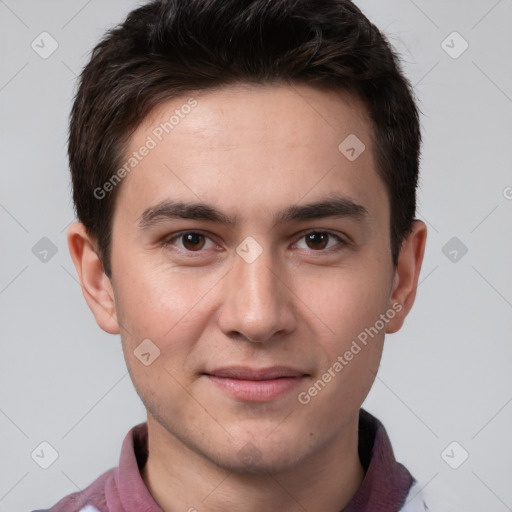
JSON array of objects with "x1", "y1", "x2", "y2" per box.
[
  {"x1": 30, "y1": 467, "x2": 115, "y2": 512},
  {"x1": 399, "y1": 482, "x2": 429, "y2": 511}
]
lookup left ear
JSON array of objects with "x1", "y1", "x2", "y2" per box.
[{"x1": 386, "y1": 220, "x2": 427, "y2": 334}]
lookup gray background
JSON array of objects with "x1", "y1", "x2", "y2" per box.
[{"x1": 0, "y1": 0, "x2": 511, "y2": 510}]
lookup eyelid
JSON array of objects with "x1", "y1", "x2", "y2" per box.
[
  {"x1": 162, "y1": 229, "x2": 349, "y2": 253},
  {"x1": 292, "y1": 229, "x2": 348, "y2": 250},
  {"x1": 162, "y1": 230, "x2": 219, "y2": 251}
]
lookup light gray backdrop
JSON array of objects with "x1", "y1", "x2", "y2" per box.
[{"x1": 0, "y1": 1, "x2": 511, "y2": 511}]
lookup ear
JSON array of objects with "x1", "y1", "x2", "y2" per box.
[
  {"x1": 67, "y1": 222, "x2": 120, "y2": 334},
  {"x1": 386, "y1": 220, "x2": 427, "y2": 334}
]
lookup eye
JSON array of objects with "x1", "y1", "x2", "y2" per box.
[
  {"x1": 294, "y1": 231, "x2": 346, "y2": 251},
  {"x1": 162, "y1": 230, "x2": 347, "y2": 254},
  {"x1": 163, "y1": 231, "x2": 217, "y2": 252}
]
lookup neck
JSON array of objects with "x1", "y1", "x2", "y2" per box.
[{"x1": 141, "y1": 415, "x2": 365, "y2": 512}]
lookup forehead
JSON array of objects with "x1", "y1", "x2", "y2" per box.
[
  {"x1": 139, "y1": 82, "x2": 372, "y2": 153},
  {"x1": 114, "y1": 83, "x2": 386, "y2": 228}
]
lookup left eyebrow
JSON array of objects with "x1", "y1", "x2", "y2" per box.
[
  {"x1": 272, "y1": 196, "x2": 369, "y2": 225},
  {"x1": 137, "y1": 195, "x2": 369, "y2": 230}
]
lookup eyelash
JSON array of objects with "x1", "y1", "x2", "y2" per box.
[{"x1": 161, "y1": 230, "x2": 348, "y2": 254}]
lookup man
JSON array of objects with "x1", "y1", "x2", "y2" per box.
[{"x1": 35, "y1": 0, "x2": 428, "y2": 510}]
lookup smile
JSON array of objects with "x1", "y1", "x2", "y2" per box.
[{"x1": 203, "y1": 366, "x2": 309, "y2": 402}]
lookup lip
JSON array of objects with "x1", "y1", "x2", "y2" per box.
[{"x1": 204, "y1": 366, "x2": 308, "y2": 402}]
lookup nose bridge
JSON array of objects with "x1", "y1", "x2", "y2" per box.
[
  {"x1": 236, "y1": 248, "x2": 277, "y2": 305},
  {"x1": 219, "y1": 241, "x2": 294, "y2": 342}
]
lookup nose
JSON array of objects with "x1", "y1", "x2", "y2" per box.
[{"x1": 217, "y1": 243, "x2": 297, "y2": 343}]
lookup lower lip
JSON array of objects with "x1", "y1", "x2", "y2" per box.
[{"x1": 206, "y1": 375, "x2": 305, "y2": 401}]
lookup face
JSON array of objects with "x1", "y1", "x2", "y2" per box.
[{"x1": 105, "y1": 83, "x2": 401, "y2": 473}]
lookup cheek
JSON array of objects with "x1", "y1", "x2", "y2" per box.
[
  {"x1": 112, "y1": 258, "x2": 221, "y2": 345},
  {"x1": 298, "y1": 263, "x2": 392, "y2": 345},
  {"x1": 296, "y1": 276, "x2": 387, "y2": 422},
  {"x1": 113, "y1": 269, "x2": 207, "y2": 409},
  {"x1": 293, "y1": 260, "x2": 391, "y2": 404}
]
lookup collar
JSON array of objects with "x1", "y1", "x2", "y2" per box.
[
  {"x1": 112, "y1": 408, "x2": 413, "y2": 512},
  {"x1": 343, "y1": 409, "x2": 414, "y2": 511}
]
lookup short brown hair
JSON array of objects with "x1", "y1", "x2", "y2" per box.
[{"x1": 68, "y1": 0, "x2": 421, "y2": 276}]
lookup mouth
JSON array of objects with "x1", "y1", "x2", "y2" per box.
[{"x1": 203, "y1": 366, "x2": 309, "y2": 402}]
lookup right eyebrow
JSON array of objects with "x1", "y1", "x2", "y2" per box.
[{"x1": 138, "y1": 200, "x2": 237, "y2": 230}]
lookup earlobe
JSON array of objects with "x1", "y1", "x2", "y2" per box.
[
  {"x1": 386, "y1": 220, "x2": 427, "y2": 334},
  {"x1": 67, "y1": 222, "x2": 120, "y2": 335}
]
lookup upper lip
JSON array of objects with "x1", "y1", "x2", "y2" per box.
[{"x1": 204, "y1": 366, "x2": 307, "y2": 381}]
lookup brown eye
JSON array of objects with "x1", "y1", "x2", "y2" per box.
[
  {"x1": 181, "y1": 232, "x2": 206, "y2": 251},
  {"x1": 305, "y1": 232, "x2": 329, "y2": 250},
  {"x1": 162, "y1": 231, "x2": 217, "y2": 254},
  {"x1": 294, "y1": 231, "x2": 346, "y2": 252}
]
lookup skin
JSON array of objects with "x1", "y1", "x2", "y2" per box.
[{"x1": 68, "y1": 83, "x2": 427, "y2": 512}]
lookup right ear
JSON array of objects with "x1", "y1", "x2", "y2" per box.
[{"x1": 67, "y1": 222, "x2": 120, "y2": 334}]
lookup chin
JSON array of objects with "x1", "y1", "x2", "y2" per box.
[{"x1": 209, "y1": 435, "x2": 313, "y2": 475}]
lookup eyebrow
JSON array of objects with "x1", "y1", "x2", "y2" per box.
[{"x1": 138, "y1": 196, "x2": 369, "y2": 230}]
